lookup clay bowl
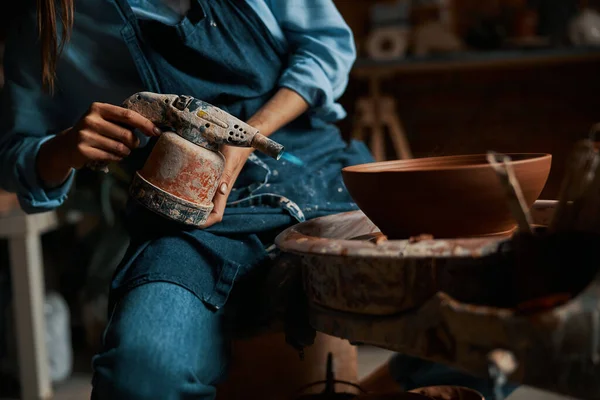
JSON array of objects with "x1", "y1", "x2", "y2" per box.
[
  {"x1": 342, "y1": 153, "x2": 551, "y2": 239},
  {"x1": 355, "y1": 393, "x2": 433, "y2": 400},
  {"x1": 409, "y1": 386, "x2": 485, "y2": 400}
]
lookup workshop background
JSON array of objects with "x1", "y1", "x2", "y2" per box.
[{"x1": 0, "y1": 0, "x2": 599, "y2": 399}]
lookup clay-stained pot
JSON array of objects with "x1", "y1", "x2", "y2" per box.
[
  {"x1": 342, "y1": 154, "x2": 551, "y2": 239},
  {"x1": 130, "y1": 131, "x2": 225, "y2": 226},
  {"x1": 139, "y1": 131, "x2": 224, "y2": 206},
  {"x1": 356, "y1": 393, "x2": 433, "y2": 400},
  {"x1": 409, "y1": 386, "x2": 484, "y2": 400}
]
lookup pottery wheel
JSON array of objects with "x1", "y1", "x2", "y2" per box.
[{"x1": 274, "y1": 200, "x2": 600, "y2": 400}]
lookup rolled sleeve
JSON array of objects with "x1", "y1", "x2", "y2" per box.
[
  {"x1": 15, "y1": 135, "x2": 75, "y2": 213},
  {"x1": 0, "y1": 8, "x2": 74, "y2": 213},
  {"x1": 269, "y1": 0, "x2": 357, "y2": 121}
]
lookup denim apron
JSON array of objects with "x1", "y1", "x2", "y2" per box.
[{"x1": 107, "y1": 0, "x2": 373, "y2": 311}]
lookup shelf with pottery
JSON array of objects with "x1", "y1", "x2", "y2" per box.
[{"x1": 352, "y1": 46, "x2": 600, "y2": 76}]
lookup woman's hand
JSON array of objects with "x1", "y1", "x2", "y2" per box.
[
  {"x1": 201, "y1": 88, "x2": 309, "y2": 228},
  {"x1": 64, "y1": 102, "x2": 161, "y2": 168},
  {"x1": 37, "y1": 102, "x2": 161, "y2": 188},
  {"x1": 201, "y1": 146, "x2": 252, "y2": 228}
]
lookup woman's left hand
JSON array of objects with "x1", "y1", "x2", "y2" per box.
[
  {"x1": 200, "y1": 88, "x2": 309, "y2": 228},
  {"x1": 201, "y1": 146, "x2": 252, "y2": 228}
]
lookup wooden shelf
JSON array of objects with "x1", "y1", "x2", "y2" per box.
[{"x1": 352, "y1": 46, "x2": 600, "y2": 77}]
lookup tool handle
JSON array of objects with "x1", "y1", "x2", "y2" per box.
[
  {"x1": 250, "y1": 133, "x2": 284, "y2": 160},
  {"x1": 487, "y1": 151, "x2": 533, "y2": 234}
]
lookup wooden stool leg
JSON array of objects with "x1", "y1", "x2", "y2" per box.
[
  {"x1": 369, "y1": 77, "x2": 386, "y2": 162},
  {"x1": 352, "y1": 87, "x2": 413, "y2": 161},
  {"x1": 9, "y1": 230, "x2": 53, "y2": 400},
  {"x1": 370, "y1": 126, "x2": 386, "y2": 162},
  {"x1": 381, "y1": 97, "x2": 413, "y2": 160},
  {"x1": 352, "y1": 98, "x2": 374, "y2": 149},
  {"x1": 353, "y1": 97, "x2": 386, "y2": 162}
]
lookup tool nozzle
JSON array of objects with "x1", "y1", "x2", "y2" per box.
[{"x1": 251, "y1": 133, "x2": 284, "y2": 160}]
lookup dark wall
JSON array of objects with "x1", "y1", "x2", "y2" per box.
[{"x1": 0, "y1": 3, "x2": 26, "y2": 40}]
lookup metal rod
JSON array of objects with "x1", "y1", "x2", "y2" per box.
[{"x1": 487, "y1": 152, "x2": 533, "y2": 234}]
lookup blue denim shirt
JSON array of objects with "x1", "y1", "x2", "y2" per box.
[{"x1": 0, "y1": 0, "x2": 356, "y2": 214}]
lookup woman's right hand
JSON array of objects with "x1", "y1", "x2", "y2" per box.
[
  {"x1": 62, "y1": 102, "x2": 161, "y2": 168},
  {"x1": 37, "y1": 102, "x2": 161, "y2": 187}
]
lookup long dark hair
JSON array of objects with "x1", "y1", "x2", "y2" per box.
[{"x1": 37, "y1": 0, "x2": 74, "y2": 92}]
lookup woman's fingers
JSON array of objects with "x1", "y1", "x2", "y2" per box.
[
  {"x1": 82, "y1": 146, "x2": 123, "y2": 163},
  {"x1": 91, "y1": 118, "x2": 141, "y2": 149},
  {"x1": 202, "y1": 184, "x2": 233, "y2": 228},
  {"x1": 201, "y1": 148, "x2": 251, "y2": 227},
  {"x1": 63, "y1": 101, "x2": 161, "y2": 170},
  {"x1": 202, "y1": 193, "x2": 226, "y2": 228},
  {"x1": 78, "y1": 129, "x2": 132, "y2": 157},
  {"x1": 70, "y1": 144, "x2": 123, "y2": 168},
  {"x1": 91, "y1": 102, "x2": 161, "y2": 137}
]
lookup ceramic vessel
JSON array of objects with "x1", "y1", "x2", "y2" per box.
[
  {"x1": 356, "y1": 394, "x2": 432, "y2": 399},
  {"x1": 342, "y1": 153, "x2": 551, "y2": 239},
  {"x1": 129, "y1": 131, "x2": 225, "y2": 227},
  {"x1": 409, "y1": 386, "x2": 484, "y2": 400}
]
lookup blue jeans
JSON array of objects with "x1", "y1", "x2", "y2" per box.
[
  {"x1": 91, "y1": 282, "x2": 230, "y2": 400},
  {"x1": 91, "y1": 281, "x2": 517, "y2": 399}
]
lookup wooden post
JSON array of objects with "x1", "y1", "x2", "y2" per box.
[
  {"x1": 352, "y1": 75, "x2": 413, "y2": 161},
  {"x1": 369, "y1": 76, "x2": 386, "y2": 162}
]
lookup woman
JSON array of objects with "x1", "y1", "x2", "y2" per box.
[{"x1": 0, "y1": 1, "x2": 507, "y2": 399}]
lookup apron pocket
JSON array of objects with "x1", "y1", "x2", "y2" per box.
[{"x1": 202, "y1": 259, "x2": 241, "y2": 311}]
